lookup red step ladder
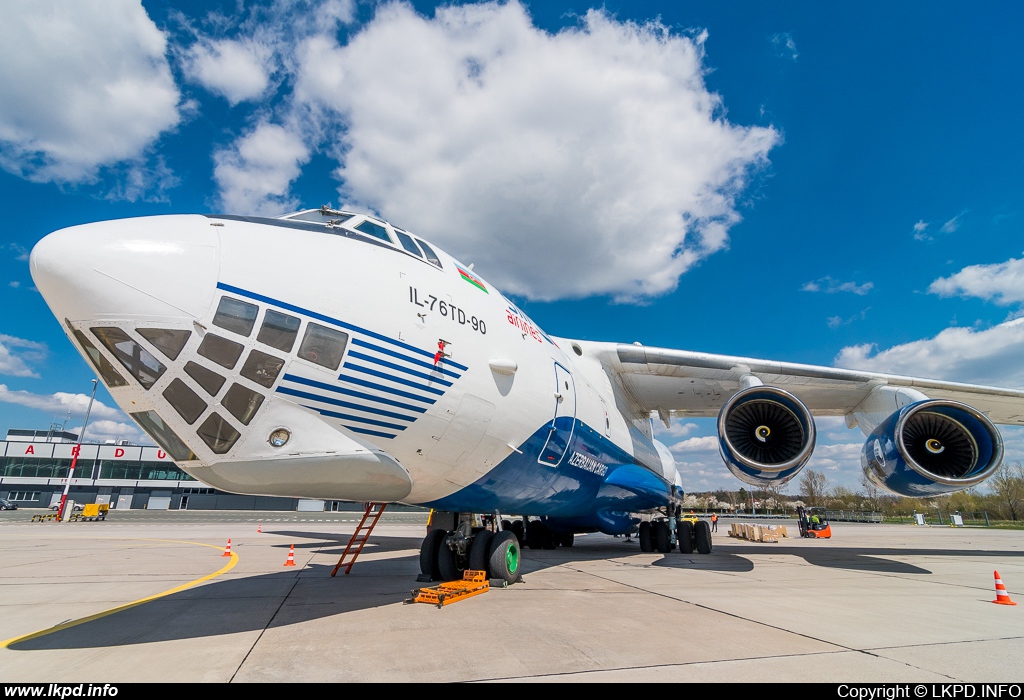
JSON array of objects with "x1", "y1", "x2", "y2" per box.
[{"x1": 331, "y1": 502, "x2": 387, "y2": 576}]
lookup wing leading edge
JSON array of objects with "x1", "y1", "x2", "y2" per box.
[{"x1": 590, "y1": 343, "x2": 1024, "y2": 426}]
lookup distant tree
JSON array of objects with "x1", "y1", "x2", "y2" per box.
[
  {"x1": 737, "y1": 487, "x2": 749, "y2": 511},
  {"x1": 829, "y1": 485, "x2": 858, "y2": 509},
  {"x1": 990, "y1": 461, "x2": 1024, "y2": 521},
  {"x1": 860, "y1": 474, "x2": 884, "y2": 512},
  {"x1": 799, "y1": 470, "x2": 828, "y2": 506}
]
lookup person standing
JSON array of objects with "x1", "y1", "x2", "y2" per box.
[{"x1": 710, "y1": 512, "x2": 718, "y2": 533}]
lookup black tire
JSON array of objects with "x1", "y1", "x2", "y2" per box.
[
  {"x1": 437, "y1": 534, "x2": 464, "y2": 581},
  {"x1": 469, "y1": 530, "x2": 494, "y2": 574},
  {"x1": 558, "y1": 532, "x2": 574, "y2": 547},
  {"x1": 638, "y1": 522, "x2": 653, "y2": 552},
  {"x1": 678, "y1": 521, "x2": 694, "y2": 554},
  {"x1": 695, "y1": 520, "x2": 713, "y2": 554},
  {"x1": 653, "y1": 521, "x2": 672, "y2": 553},
  {"x1": 501, "y1": 519, "x2": 512, "y2": 532},
  {"x1": 510, "y1": 520, "x2": 525, "y2": 546},
  {"x1": 488, "y1": 530, "x2": 521, "y2": 584},
  {"x1": 419, "y1": 529, "x2": 447, "y2": 580},
  {"x1": 526, "y1": 519, "x2": 549, "y2": 549}
]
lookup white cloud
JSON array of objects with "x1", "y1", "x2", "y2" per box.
[
  {"x1": 182, "y1": 37, "x2": 273, "y2": 105},
  {"x1": 653, "y1": 419, "x2": 700, "y2": 439},
  {"x1": 9, "y1": 244, "x2": 29, "y2": 262},
  {"x1": 0, "y1": 0, "x2": 182, "y2": 183},
  {"x1": 290, "y1": 1, "x2": 778, "y2": 301},
  {"x1": 940, "y1": 214, "x2": 963, "y2": 234},
  {"x1": 0, "y1": 335, "x2": 47, "y2": 378},
  {"x1": 929, "y1": 254, "x2": 1024, "y2": 306},
  {"x1": 770, "y1": 32, "x2": 798, "y2": 61},
  {"x1": 213, "y1": 121, "x2": 310, "y2": 215},
  {"x1": 669, "y1": 435, "x2": 720, "y2": 453},
  {"x1": 913, "y1": 220, "x2": 930, "y2": 241},
  {"x1": 75, "y1": 419, "x2": 151, "y2": 445},
  {"x1": 0, "y1": 384, "x2": 125, "y2": 421},
  {"x1": 802, "y1": 276, "x2": 873, "y2": 295},
  {"x1": 834, "y1": 316, "x2": 1024, "y2": 388}
]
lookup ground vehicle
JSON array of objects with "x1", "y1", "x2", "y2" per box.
[
  {"x1": 798, "y1": 507, "x2": 832, "y2": 539},
  {"x1": 0, "y1": 499, "x2": 17, "y2": 510},
  {"x1": 50, "y1": 502, "x2": 83, "y2": 512}
]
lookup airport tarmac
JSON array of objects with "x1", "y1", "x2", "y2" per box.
[{"x1": 0, "y1": 514, "x2": 1022, "y2": 682}]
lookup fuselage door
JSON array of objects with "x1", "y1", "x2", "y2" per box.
[{"x1": 538, "y1": 362, "x2": 576, "y2": 467}]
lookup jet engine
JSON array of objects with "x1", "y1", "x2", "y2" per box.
[
  {"x1": 717, "y1": 386, "x2": 816, "y2": 487},
  {"x1": 862, "y1": 400, "x2": 1003, "y2": 497}
]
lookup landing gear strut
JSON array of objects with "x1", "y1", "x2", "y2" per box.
[{"x1": 419, "y1": 512, "x2": 522, "y2": 586}]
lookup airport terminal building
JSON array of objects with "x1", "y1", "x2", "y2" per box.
[{"x1": 0, "y1": 428, "x2": 319, "y2": 511}]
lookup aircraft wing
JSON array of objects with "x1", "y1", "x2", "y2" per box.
[{"x1": 598, "y1": 344, "x2": 1024, "y2": 426}]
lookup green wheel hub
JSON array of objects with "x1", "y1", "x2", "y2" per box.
[{"x1": 506, "y1": 543, "x2": 519, "y2": 573}]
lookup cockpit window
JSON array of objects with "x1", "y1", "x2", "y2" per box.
[
  {"x1": 196, "y1": 413, "x2": 240, "y2": 454},
  {"x1": 71, "y1": 327, "x2": 128, "y2": 388},
  {"x1": 240, "y1": 349, "x2": 284, "y2": 388},
  {"x1": 221, "y1": 383, "x2": 264, "y2": 425},
  {"x1": 163, "y1": 378, "x2": 207, "y2": 425},
  {"x1": 91, "y1": 327, "x2": 166, "y2": 390},
  {"x1": 138, "y1": 328, "x2": 191, "y2": 361},
  {"x1": 298, "y1": 323, "x2": 348, "y2": 370},
  {"x1": 416, "y1": 239, "x2": 442, "y2": 267},
  {"x1": 257, "y1": 310, "x2": 300, "y2": 352},
  {"x1": 285, "y1": 209, "x2": 354, "y2": 224},
  {"x1": 394, "y1": 230, "x2": 424, "y2": 258},
  {"x1": 197, "y1": 334, "x2": 244, "y2": 370},
  {"x1": 355, "y1": 220, "x2": 393, "y2": 244},
  {"x1": 131, "y1": 410, "x2": 197, "y2": 461},
  {"x1": 213, "y1": 297, "x2": 258, "y2": 337}
]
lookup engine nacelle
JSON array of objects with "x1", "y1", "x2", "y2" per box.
[
  {"x1": 862, "y1": 400, "x2": 1003, "y2": 497},
  {"x1": 718, "y1": 386, "x2": 816, "y2": 487}
]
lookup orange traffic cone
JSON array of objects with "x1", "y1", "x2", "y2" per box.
[
  {"x1": 993, "y1": 571, "x2": 1017, "y2": 606},
  {"x1": 283, "y1": 544, "x2": 296, "y2": 567},
  {"x1": 223, "y1": 539, "x2": 233, "y2": 557},
  {"x1": 257, "y1": 523, "x2": 262, "y2": 533}
]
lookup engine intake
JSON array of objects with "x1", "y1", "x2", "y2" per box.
[
  {"x1": 863, "y1": 400, "x2": 1003, "y2": 497},
  {"x1": 718, "y1": 386, "x2": 816, "y2": 487}
]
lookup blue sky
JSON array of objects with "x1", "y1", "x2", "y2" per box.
[{"x1": 1, "y1": 1, "x2": 1023, "y2": 493}]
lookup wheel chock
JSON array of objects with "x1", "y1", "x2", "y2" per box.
[{"x1": 405, "y1": 570, "x2": 489, "y2": 608}]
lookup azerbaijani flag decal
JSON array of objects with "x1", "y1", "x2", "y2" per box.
[{"x1": 457, "y1": 265, "x2": 488, "y2": 293}]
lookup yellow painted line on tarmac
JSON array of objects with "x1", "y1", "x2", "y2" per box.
[{"x1": 0, "y1": 538, "x2": 239, "y2": 649}]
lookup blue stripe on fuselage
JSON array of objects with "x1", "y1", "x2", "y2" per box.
[{"x1": 422, "y1": 418, "x2": 674, "y2": 518}]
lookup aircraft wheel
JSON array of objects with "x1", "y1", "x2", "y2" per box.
[
  {"x1": 419, "y1": 529, "x2": 447, "y2": 581},
  {"x1": 501, "y1": 519, "x2": 512, "y2": 532},
  {"x1": 469, "y1": 530, "x2": 494, "y2": 574},
  {"x1": 695, "y1": 520, "x2": 713, "y2": 554},
  {"x1": 653, "y1": 521, "x2": 672, "y2": 553},
  {"x1": 437, "y1": 534, "x2": 465, "y2": 581},
  {"x1": 558, "y1": 532, "x2": 574, "y2": 547},
  {"x1": 488, "y1": 530, "x2": 521, "y2": 585},
  {"x1": 510, "y1": 520, "x2": 525, "y2": 546},
  {"x1": 526, "y1": 519, "x2": 550, "y2": 549},
  {"x1": 677, "y1": 521, "x2": 694, "y2": 554},
  {"x1": 638, "y1": 522, "x2": 653, "y2": 552}
]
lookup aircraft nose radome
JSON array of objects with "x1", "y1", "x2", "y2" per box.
[{"x1": 31, "y1": 215, "x2": 219, "y2": 323}]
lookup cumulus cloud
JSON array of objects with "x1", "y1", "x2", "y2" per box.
[
  {"x1": 669, "y1": 435, "x2": 720, "y2": 453},
  {"x1": 213, "y1": 122, "x2": 310, "y2": 215},
  {"x1": 0, "y1": 384, "x2": 126, "y2": 421},
  {"x1": 0, "y1": 335, "x2": 47, "y2": 378},
  {"x1": 835, "y1": 316, "x2": 1024, "y2": 388},
  {"x1": 806, "y1": 442, "x2": 862, "y2": 473},
  {"x1": 802, "y1": 276, "x2": 873, "y2": 295},
  {"x1": 0, "y1": 0, "x2": 182, "y2": 183},
  {"x1": 288, "y1": 1, "x2": 778, "y2": 300},
  {"x1": 75, "y1": 419, "x2": 151, "y2": 445},
  {"x1": 654, "y1": 420, "x2": 700, "y2": 439},
  {"x1": 929, "y1": 254, "x2": 1024, "y2": 307},
  {"x1": 181, "y1": 37, "x2": 274, "y2": 105}
]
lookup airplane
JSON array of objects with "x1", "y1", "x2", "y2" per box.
[{"x1": 29, "y1": 205, "x2": 1024, "y2": 585}]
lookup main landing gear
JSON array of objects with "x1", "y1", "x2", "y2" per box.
[
  {"x1": 419, "y1": 513, "x2": 521, "y2": 586},
  {"x1": 637, "y1": 507, "x2": 713, "y2": 555}
]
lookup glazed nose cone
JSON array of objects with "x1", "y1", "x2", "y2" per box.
[{"x1": 30, "y1": 215, "x2": 219, "y2": 323}]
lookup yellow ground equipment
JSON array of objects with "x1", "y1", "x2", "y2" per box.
[
  {"x1": 406, "y1": 570, "x2": 489, "y2": 608},
  {"x1": 69, "y1": 503, "x2": 108, "y2": 522}
]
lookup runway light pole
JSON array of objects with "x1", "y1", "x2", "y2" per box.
[{"x1": 57, "y1": 379, "x2": 98, "y2": 522}]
